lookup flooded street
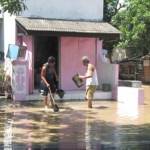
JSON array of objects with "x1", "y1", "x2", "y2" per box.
[{"x1": 0, "y1": 85, "x2": 150, "y2": 150}]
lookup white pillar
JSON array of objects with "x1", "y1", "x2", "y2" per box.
[
  {"x1": 3, "y1": 12, "x2": 16, "y2": 76},
  {"x1": 4, "y1": 12, "x2": 16, "y2": 58}
]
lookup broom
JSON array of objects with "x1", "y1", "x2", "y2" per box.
[{"x1": 48, "y1": 87, "x2": 59, "y2": 112}]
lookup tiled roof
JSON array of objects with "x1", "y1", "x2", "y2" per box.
[{"x1": 16, "y1": 17, "x2": 121, "y2": 35}]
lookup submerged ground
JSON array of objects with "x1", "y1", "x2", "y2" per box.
[{"x1": 0, "y1": 85, "x2": 150, "y2": 150}]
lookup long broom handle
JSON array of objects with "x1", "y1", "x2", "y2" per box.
[{"x1": 48, "y1": 87, "x2": 56, "y2": 107}]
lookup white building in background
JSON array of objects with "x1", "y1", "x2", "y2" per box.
[
  {"x1": 0, "y1": 6, "x2": 4, "y2": 53},
  {"x1": 21, "y1": 0, "x2": 103, "y2": 21}
]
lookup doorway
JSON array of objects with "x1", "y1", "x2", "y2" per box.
[{"x1": 34, "y1": 36, "x2": 59, "y2": 89}]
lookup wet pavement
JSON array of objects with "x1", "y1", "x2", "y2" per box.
[{"x1": 0, "y1": 85, "x2": 150, "y2": 150}]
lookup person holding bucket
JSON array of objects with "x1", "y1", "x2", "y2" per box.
[{"x1": 79, "y1": 56, "x2": 98, "y2": 108}]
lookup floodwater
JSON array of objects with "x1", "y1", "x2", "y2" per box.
[{"x1": 0, "y1": 85, "x2": 150, "y2": 150}]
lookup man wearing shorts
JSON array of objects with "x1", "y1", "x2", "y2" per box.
[
  {"x1": 79, "y1": 56, "x2": 98, "y2": 108},
  {"x1": 40, "y1": 56, "x2": 58, "y2": 111}
]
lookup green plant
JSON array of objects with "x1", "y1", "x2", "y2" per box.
[
  {"x1": 0, "y1": 64, "x2": 5, "y2": 81},
  {"x1": 0, "y1": 0, "x2": 27, "y2": 15},
  {"x1": 112, "y1": 0, "x2": 150, "y2": 56}
]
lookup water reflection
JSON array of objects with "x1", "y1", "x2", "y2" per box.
[
  {"x1": 85, "y1": 113, "x2": 91, "y2": 150},
  {"x1": 84, "y1": 112, "x2": 150, "y2": 149},
  {"x1": 3, "y1": 118, "x2": 13, "y2": 150},
  {"x1": 117, "y1": 101, "x2": 139, "y2": 119},
  {"x1": 0, "y1": 99, "x2": 150, "y2": 149}
]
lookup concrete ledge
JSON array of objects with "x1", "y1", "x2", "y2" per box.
[
  {"x1": 119, "y1": 80, "x2": 142, "y2": 88},
  {"x1": 26, "y1": 90, "x2": 112, "y2": 101},
  {"x1": 117, "y1": 86, "x2": 144, "y2": 105},
  {"x1": 63, "y1": 90, "x2": 112, "y2": 100}
]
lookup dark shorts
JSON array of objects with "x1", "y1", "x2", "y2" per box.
[{"x1": 40, "y1": 80, "x2": 56, "y2": 96}]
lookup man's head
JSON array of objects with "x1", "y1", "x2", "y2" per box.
[
  {"x1": 81, "y1": 56, "x2": 90, "y2": 66},
  {"x1": 48, "y1": 56, "x2": 55, "y2": 66}
]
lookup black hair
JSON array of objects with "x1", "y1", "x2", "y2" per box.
[
  {"x1": 48, "y1": 56, "x2": 55, "y2": 63},
  {"x1": 83, "y1": 59, "x2": 89, "y2": 63}
]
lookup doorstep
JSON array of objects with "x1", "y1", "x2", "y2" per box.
[{"x1": 26, "y1": 90, "x2": 112, "y2": 101}]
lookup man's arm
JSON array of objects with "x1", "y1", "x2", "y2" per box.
[
  {"x1": 41, "y1": 66, "x2": 50, "y2": 87},
  {"x1": 54, "y1": 69, "x2": 59, "y2": 81},
  {"x1": 79, "y1": 64, "x2": 94, "y2": 79}
]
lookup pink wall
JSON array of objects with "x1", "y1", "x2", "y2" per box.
[
  {"x1": 21, "y1": 36, "x2": 34, "y2": 94},
  {"x1": 16, "y1": 36, "x2": 34, "y2": 94},
  {"x1": 16, "y1": 36, "x2": 23, "y2": 45},
  {"x1": 11, "y1": 60, "x2": 29, "y2": 101},
  {"x1": 60, "y1": 37, "x2": 96, "y2": 90},
  {"x1": 96, "y1": 39, "x2": 103, "y2": 82}
]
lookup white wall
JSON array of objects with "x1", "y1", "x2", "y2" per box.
[
  {"x1": 96, "y1": 39, "x2": 119, "y2": 99},
  {"x1": 0, "y1": 19, "x2": 4, "y2": 52},
  {"x1": 97, "y1": 63, "x2": 119, "y2": 87},
  {"x1": 4, "y1": 12, "x2": 16, "y2": 57},
  {"x1": 21, "y1": 0, "x2": 103, "y2": 21}
]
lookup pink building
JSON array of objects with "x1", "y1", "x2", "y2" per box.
[{"x1": 3, "y1": 0, "x2": 120, "y2": 99}]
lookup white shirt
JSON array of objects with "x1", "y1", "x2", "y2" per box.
[{"x1": 86, "y1": 69, "x2": 98, "y2": 86}]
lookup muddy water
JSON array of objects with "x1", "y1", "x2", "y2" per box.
[{"x1": 0, "y1": 86, "x2": 150, "y2": 150}]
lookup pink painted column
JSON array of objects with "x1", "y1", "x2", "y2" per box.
[
  {"x1": 16, "y1": 35, "x2": 34, "y2": 94},
  {"x1": 112, "y1": 65, "x2": 119, "y2": 100},
  {"x1": 16, "y1": 36, "x2": 23, "y2": 45},
  {"x1": 12, "y1": 60, "x2": 29, "y2": 101},
  {"x1": 96, "y1": 39, "x2": 102, "y2": 82},
  {"x1": 22, "y1": 36, "x2": 34, "y2": 94},
  {"x1": 60, "y1": 37, "x2": 96, "y2": 91}
]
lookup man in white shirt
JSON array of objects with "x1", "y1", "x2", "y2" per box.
[{"x1": 79, "y1": 56, "x2": 98, "y2": 108}]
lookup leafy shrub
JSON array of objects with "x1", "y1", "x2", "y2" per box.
[{"x1": 0, "y1": 64, "x2": 5, "y2": 81}]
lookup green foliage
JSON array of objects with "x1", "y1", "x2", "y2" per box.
[
  {"x1": 104, "y1": 0, "x2": 127, "y2": 22},
  {"x1": 112, "y1": 0, "x2": 150, "y2": 56},
  {"x1": 0, "y1": 0, "x2": 27, "y2": 15},
  {"x1": 103, "y1": 0, "x2": 127, "y2": 52},
  {"x1": 0, "y1": 64, "x2": 5, "y2": 81}
]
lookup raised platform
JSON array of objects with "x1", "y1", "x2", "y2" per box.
[
  {"x1": 117, "y1": 86, "x2": 144, "y2": 105},
  {"x1": 119, "y1": 80, "x2": 142, "y2": 88},
  {"x1": 26, "y1": 90, "x2": 112, "y2": 101}
]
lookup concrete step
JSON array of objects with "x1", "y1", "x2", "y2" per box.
[
  {"x1": 119, "y1": 80, "x2": 142, "y2": 88},
  {"x1": 26, "y1": 90, "x2": 112, "y2": 101}
]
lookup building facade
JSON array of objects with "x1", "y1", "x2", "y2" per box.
[
  {"x1": 3, "y1": 0, "x2": 120, "y2": 99},
  {"x1": 0, "y1": 6, "x2": 4, "y2": 53}
]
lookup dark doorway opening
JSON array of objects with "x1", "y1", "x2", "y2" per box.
[{"x1": 34, "y1": 36, "x2": 59, "y2": 89}]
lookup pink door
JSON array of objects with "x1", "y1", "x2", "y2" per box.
[{"x1": 60, "y1": 37, "x2": 96, "y2": 90}]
